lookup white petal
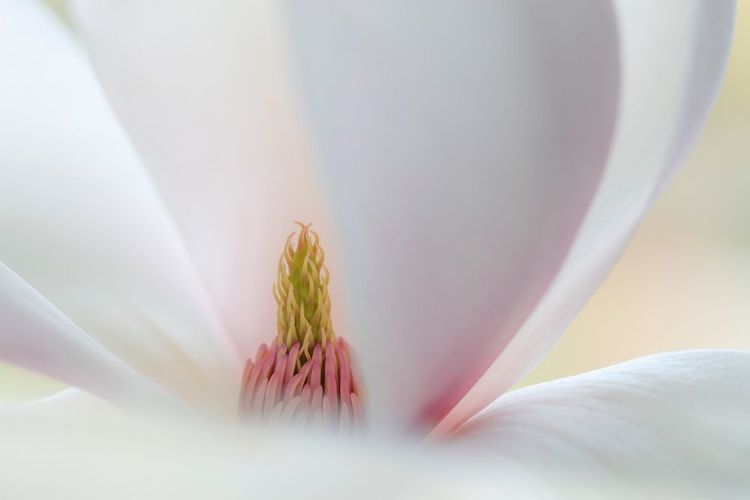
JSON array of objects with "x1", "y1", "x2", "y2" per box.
[
  {"x1": 0, "y1": 0, "x2": 238, "y2": 412},
  {"x1": 450, "y1": 350, "x2": 750, "y2": 498},
  {"x1": 285, "y1": 1, "x2": 620, "y2": 431},
  {"x1": 0, "y1": 264, "x2": 181, "y2": 412},
  {"x1": 0, "y1": 410, "x2": 532, "y2": 499},
  {"x1": 0, "y1": 387, "x2": 116, "y2": 419},
  {"x1": 65, "y1": 1, "x2": 339, "y2": 357},
  {"x1": 438, "y1": 0, "x2": 737, "y2": 435}
]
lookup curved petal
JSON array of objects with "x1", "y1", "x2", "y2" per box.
[
  {"x1": 0, "y1": 263, "x2": 182, "y2": 412},
  {"x1": 450, "y1": 350, "x2": 750, "y2": 498},
  {"x1": 65, "y1": 0, "x2": 340, "y2": 357},
  {"x1": 285, "y1": 1, "x2": 620, "y2": 431},
  {"x1": 0, "y1": 0, "x2": 238, "y2": 413},
  {"x1": 438, "y1": 0, "x2": 737, "y2": 436},
  {"x1": 0, "y1": 387, "x2": 116, "y2": 419},
  {"x1": 0, "y1": 361, "x2": 67, "y2": 411},
  {"x1": 0, "y1": 412, "x2": 525, "y2": 499}
]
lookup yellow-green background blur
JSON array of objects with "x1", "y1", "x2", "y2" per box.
[{"x1": 1, "y1": 3, "x2": 748, "y2": 407}]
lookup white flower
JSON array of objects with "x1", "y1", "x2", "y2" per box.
[{"x1": 0, "y1": 0, "x2": 746, "y2": 498}]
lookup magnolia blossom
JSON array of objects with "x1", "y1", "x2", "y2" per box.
[{"x1": 1, "y1": 0, "x2": 748, "y2": 498}]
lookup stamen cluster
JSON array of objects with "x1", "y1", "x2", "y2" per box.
[
  {"x1": 240, "y1": 223, "x2": 364, "y2": 432},
  {"x1": 240, "y1": 338, "x2": 363, "y2": 432}
]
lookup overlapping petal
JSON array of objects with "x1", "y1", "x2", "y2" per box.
[
  {"x1": 451, "y1": 350, "x2": 750, "y2": 498},
  {"x1": 438, "y1": 0, "x2": 737, "y2": 435},
  {"x1": 285, "y1": 1, "x2": 620, "y2": 431},
  {"x1": 0, "y1": 0, "x2": 237, "y2": 413},
  {"x1": 0, "y1": 4, "x2": 743, "y2": 499},
  {"x1": 0, "y1": 264, "x2": 179, "y2": 412}
]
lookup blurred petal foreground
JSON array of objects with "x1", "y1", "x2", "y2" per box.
[{"x1": 1, "y1": 1, "x2": 748, "y2": 498}]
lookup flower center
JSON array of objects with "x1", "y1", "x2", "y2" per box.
[{"x1": 239, "y1": 222, "x2": 364, "y2": 432}]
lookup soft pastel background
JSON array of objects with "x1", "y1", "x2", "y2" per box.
[{"x1": 1, "y1": 3, "x2": 748, "y2": 406}]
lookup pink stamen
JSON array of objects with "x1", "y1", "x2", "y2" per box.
[
  {"x1": 339, "y1": 401, "x2": 350, "y2": 434},
  {"x1": 284, "y1": 343, "x2": 300, "y2": 384},
  {"x1": 264, "y1": 371, "x2": 281, "y2": 418},
  {"x1": 269, "y1": 401, "x2": 284, "y2": 424},
  {"x1": 279, "y1": 396, "x2": 302, "y2": 426},
  {"x1": 240, "y1": 340, "x2": 365, "y2": 433},
  {"x1": 251, "y1": 378, "x2": 268, "y2": 417}
]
